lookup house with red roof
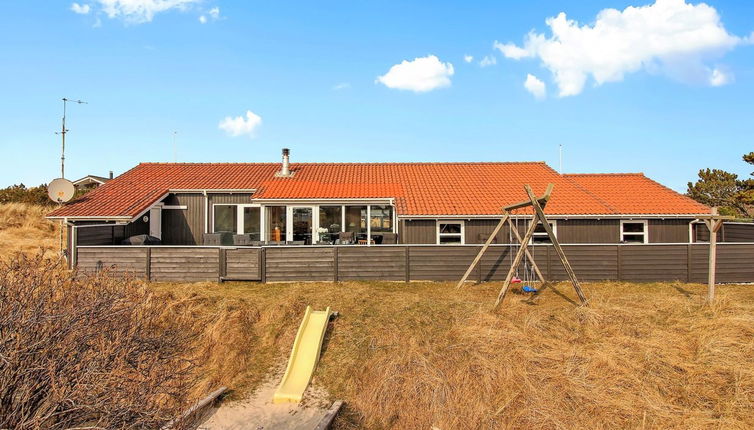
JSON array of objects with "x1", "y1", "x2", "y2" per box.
[{"x1": 49, "y1": 149, "x2": 714, "y2": 250}]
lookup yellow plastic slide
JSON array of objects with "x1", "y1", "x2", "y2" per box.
[{"x1": 273, "y1": 305, "x2": 332, "y2": 404}]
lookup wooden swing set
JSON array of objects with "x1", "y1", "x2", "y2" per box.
[{"x1": 456, "y1": 184, "x2": 588, "y2": 308}]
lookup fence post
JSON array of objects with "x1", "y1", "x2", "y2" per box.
[
  {"x1": 686, "y1": 244, "x2": 692, "y2": 283},
  {"x1": 616, "y1": 245, "x2": 622, "y2": 281},
  {"x1": 145, "y1": 247, "x2": 151, "y2": 281},
  {"x1": 333, "y1": 247, "x2": 339, "y2": 283},
  {"x1": 260, "y1": 248, "x2": 267, "y2": 283},
  {"x1": 405, "y1": 246, "x2": 410, "y2": 282},
  {"x1": 218, "y1": 248, "x2": 226, "y2": 281}
]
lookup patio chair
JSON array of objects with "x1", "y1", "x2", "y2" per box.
[
  {"x1": 203, "y1": 232, "x2": 233, "y2": 246},
  {"x1": 233, "y1": 234, "x2": 260, "y2": 246},
  {"x1": 381, "y1": 233, "x2": 398, "y2": 244},
  {"x1": 338, "y1": 232, "x2": 354, "y2": 244}
]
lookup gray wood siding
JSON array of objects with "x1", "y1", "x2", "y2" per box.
[
  {"x1": 337, "y1": 247, "x2": 406, "y2": 281},
  {"x1": 225, "y1": 248, "x2": 261, "y2": 280},
  {"x1": 77, "y1": 247, "x2": 147, "y2": 278},
  {"x1": 265, "y1": 247, "x2": 334, "y2": 282},
  {"x1": 548, "y1": 245, "x2": 619, "y2": 281},
  {"x1": 722, "y1": 224, "x2": 754, "y2": 242},
  {"x1": 557, "y1": 220, "x2": 620, "y2": 243},
  {"x1": 150, "y1": 248, "x2": 219, "y2": 282},
  {"x1": 75, "y1": 243, "x2": 754, "y2": 283},
  {"x1": 649, "y1": 220, "x2": 690, "y2": 243},
  {"x1": 409, "y1": 246, "x2": 479, "y2": 281},
  {"x1": 77, "y1": 225, "x2": 120, "y2": 245},
  {"x1": 402, "y1": 220, "x2": 436, "y2": 244},
  {"x1": 620, "y1": 245, "x2": 688, "y2": 282},
  {"x1": 161, "y1": 193, "x2": 205, "y2": 245}
]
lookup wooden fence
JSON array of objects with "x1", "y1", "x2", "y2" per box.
[{"x1": 75, "y1": 243, "x2": 754, "y2": 284}]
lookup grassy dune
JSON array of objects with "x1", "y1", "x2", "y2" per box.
[
  {"x1": 0, "y1": 203, "x2": 61, "y2": 258},
  {"x1": 155, "y1": 280, "x2": 754, "y2": 429}
]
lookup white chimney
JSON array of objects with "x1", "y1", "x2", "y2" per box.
[{"x1": 277, "y1": 148, "x2": 292, "y2": 177}]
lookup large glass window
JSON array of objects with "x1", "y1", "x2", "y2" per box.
[
  {"x1": 437, "y1": 221, "x2": 464, "y2": 244},
  {"x1": 266, "y1": 206, "x2": 286, "y2": 242},
  {"x1": 345, "y1": 206, "x2": 367, "y2": 234},
  {"x1": 213, "y1": 205, "x2": 237, "y2": 233},
  {"x1": 243, "y1": 207, "x2": 261, "y2": 240},
  {"x1": 621, "y1": 220, "x2": 647, "y2": 243},
  {"x1": 370, "y1": 205, "x2": 393, "y2": 232},
  {"x1": 319, "y1": 206, "x2": 342, "y2": 244}
]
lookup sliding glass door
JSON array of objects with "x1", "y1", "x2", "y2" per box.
[{"x1": 289, "y1": 207, "x2": 313, "y2": 244}]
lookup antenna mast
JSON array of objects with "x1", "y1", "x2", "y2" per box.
[
  {"x1": 559, "y1": 144, "x2": 563, "y2": 173},
  {"x1": 56, "y1": 98, "x2": 87, "y2": 178},
  {"x1": 172, "y1": 131, "x2": 178, "y2": 162}
]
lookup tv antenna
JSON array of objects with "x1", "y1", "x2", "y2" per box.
[
  {"x1": 55, "y1": 98, "x2": 87, "y2": 178},
  {"x1": 559, "y1": 144, "x2": 563, "y2": 173},
  {"x1": 172, "y1": 131, "x2": 178, "y2": 162}
]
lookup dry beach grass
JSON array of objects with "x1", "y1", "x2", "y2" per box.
[
  {"x1": 155, "y1": 280, "x2": 754, "y2": 430},
  {"x1": 2, "y1": 203, "x2": 753, "y2": 429}
]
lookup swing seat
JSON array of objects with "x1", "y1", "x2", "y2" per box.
[
  {"x1": 522, "y1": 285, "x2": 538, "y2": 293},
  {"x1": 511, "y1": 276, "x2": 522, "y2": 283}
]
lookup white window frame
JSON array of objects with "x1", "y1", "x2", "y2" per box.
[
  {"x1": 237, "y1": 204, "x2": 263, "y2": 239},
  {"x1": 620, "y1": 219, "x2": 648, "y2": 244},
  {"x1": 436, "y1": 220, "x2": 465, "y2": 245},
  {"x1": 530, "y1": 219, "x2": 557, "y2": 244}
]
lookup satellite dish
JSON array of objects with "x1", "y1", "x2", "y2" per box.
[{"x1": 48, "y1": 178, "x2": 75, "y2": 203}]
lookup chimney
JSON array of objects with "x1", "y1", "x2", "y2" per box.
[
  {"x1": 277, "y1": 148, "x2": 293, "y2": 177},
  {"x1": 109, "y1": 170, "x2": 113, "y2": 179}
]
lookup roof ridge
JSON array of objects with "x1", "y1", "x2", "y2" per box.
[
  {"x1": 137, "y1": 161, "x2": 549, "y2": 166},
  {"x1": 564, "y1": 173, "x2": 645, "y2": 176}
]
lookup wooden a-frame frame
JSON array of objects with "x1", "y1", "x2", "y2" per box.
[{"x1": 455, "y1": 184, "x2": 587, "y2": 309}]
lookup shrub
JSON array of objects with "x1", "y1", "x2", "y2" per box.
[{"x1": 0, "y1": 254, "x2": 196, "y2": 429}]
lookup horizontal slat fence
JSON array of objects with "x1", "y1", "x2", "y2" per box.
[{"x1": 75, "y1": 244, "x2": 754, "y2": 284}]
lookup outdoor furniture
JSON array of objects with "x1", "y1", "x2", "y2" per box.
[
  {"x1": 233, "y1": 234, "x2": 260, "y2": 246},
  {"x1": 338, "y1": 232, "x2": 354, "y2": 244},
  {"x1": 357, "y1": 239, "x2": 375, "y2": 245},
  {"x1": 121, "y1": 234, "x2": 161, "y2": 245},
  {"x1": 381, "y1": 233, "x2": 398, "y2": 244},
  {"x1": 203, "y1": 232, "x2": 233, "y2": 246},
  {"x1": 288, "y1": 240, "x2": 306, "y2": 245}
]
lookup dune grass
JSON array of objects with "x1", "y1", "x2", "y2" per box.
[
  {"x1": 152, "y1": 280, "x2": 754, "y2": 429},
  {"x1": 0, "y1": 203, "x2": 61, "y2": 258}
]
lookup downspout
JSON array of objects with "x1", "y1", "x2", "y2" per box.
[{"x1": 203, "y1": 190, "x2": 209, "y2": 234}]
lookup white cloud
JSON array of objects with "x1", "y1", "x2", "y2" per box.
[
  {"x1": 524, "y1": 74, "x2": 547, "y2": 99},
  {"x1": 332, "y1": 82, "x2": 351, "y2": 90},
  {"x1": 94, "y1": 0, "x2": 201, "y2": 24},
  {"x1": 199, "y1": 6, "x2": 220, "y2": 23},
  {"x1": 376, "y1": 55, "x2": 454, "y2": 93},
  {"x1": 496, "y1": 0, "x2": 748, "y2": 96},
  {"x1": 709, "y1": 67, "x2": 732, "y2": 86},
  {"x1": 464, "y1": 55, "x2": 474, "y2": 63},
  {"x1": 479, "y1": 55, "x2": 497, "y2": 67},
  {"x1": 71, "y1": 3, "x2": 91, "y2": 14},
  {"x1": 218, "y1": 111, "x2": 262, "y2": 138}
]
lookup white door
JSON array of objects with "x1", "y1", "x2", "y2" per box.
[{"x1": 149, "y1": 207, "x2": 162, "y2": 239}]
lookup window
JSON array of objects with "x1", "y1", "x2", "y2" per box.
[
  {"x1": 345, "y1": 206, "x2": 367, "y2": 234},
  {"x1": 265, "y1": 206, "x2": 286, "y2": 242},
  {"x1": 437, "y1": 221, "x2": 464, "y2": 244},
  {"x1": 243, "y1": 207, "x2": 261, "y2": 240},
  {"x1": 319, "y1": 206, "x2": 342, "y2": 233},
  {"x1": 621, "y1": 220, "x2": 648, "y2": 243},
  {"x1": 370, "y1": 205, "x2": 393, "y2": 232},
  {"x1": 213, "y1": 205, "x2": 237, "y2": 233},
  {"x1": 531, "y1": 220, "x2": 557, "y2": 244}
]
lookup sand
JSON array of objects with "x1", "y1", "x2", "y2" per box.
[{"x1": 197, "y1": 380, "x2": 331, "y2": 430}]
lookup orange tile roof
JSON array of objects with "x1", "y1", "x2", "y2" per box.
[
  {"x1": 564, "y1": 173, "x2": 710, "y2": 215},
  {"x1": 48, "y1": 162, "x2": 710, "y2": 219}
]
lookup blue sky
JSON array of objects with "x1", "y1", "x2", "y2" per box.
[{"x1": 1, "y1": 0, "x2": 753, "y2": 192}]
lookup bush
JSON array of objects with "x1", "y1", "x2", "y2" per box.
[
  {"x1": 0, "y1": 184, "x2": 54, "y2": 206},
  {"x1": 0, "y1": 254, "x2": 196, "y2": 429}
]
